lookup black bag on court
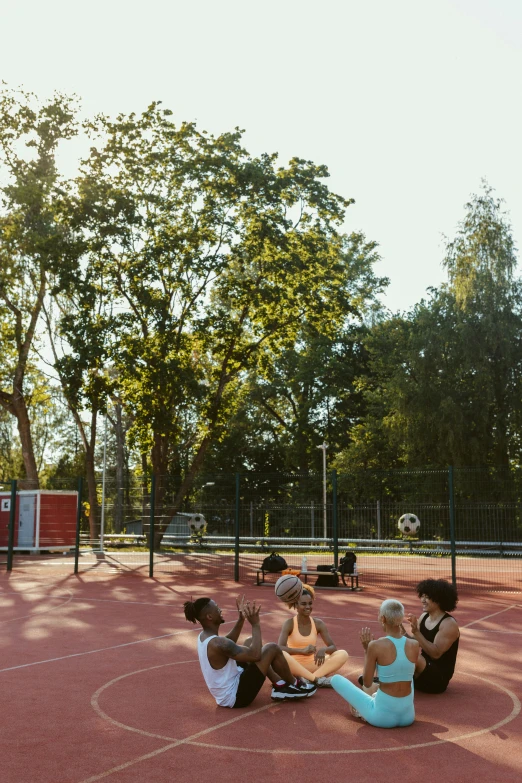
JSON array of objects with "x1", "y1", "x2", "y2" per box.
[
  {"x1": 262, "y1": 552, "x2": 287, "y2": 572},
  {"x1": 315, "y1": 564, "x2": 339, "y2": 587},
  {"x1": 339, "y1": 551, "x2": 357, "y2": 575}
]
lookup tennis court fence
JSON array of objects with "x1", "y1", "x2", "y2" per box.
[{"x1": 1, "y1": 468, "x2": 521, "y2": 593}]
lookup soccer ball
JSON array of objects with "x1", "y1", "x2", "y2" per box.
[
  {"x1": 163, "y1": 512, "x2": 207, "y2": 539},
  {"x1": 188, "y1": 513, "x2": 207, "y2": 534},
  {"x1": 398, "y1": 513, "x2": 420, "y2": 535}
]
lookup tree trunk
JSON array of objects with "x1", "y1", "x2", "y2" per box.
[
  {"x1": 151, "y1": 349, "x2": 239, "y2": 549},
  {"x1": 153, "y1": 433, "x2": 212, "y2": 550},
  {"x1": 0, "y1": 262, "x2": 46, "y2": 489},
  {"x1": 12, "y1": 396, "x2": 39, "y2": 488}
]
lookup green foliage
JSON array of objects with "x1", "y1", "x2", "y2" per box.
[
  {"x1": 67, "y1": 103, "x2": 358, "y2": 494},
  {"x1": 195, "y1": 232, "x2": 386, "y2": 476},
  {"x1": 0, "y1": 85, "x2": 78, "y2": 482},
  {"x1": 337, "y1": 182, "x2": 522, "y2": 474},
  {"x1": 3, "y1": 83, "x2": 521, "y2": 514},
  {"x1": 444, "y1": 181, "x2": 517, "y2": 309}
]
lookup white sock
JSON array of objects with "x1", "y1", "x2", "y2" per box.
[{"x1": 276, "y1": 680, "x2": 286, "y2": 686}]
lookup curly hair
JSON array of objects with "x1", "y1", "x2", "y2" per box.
[
  {"x1": 287, "y1": 585, "x2": 315, "y2": 610},
  {"x1": 416, "y1": 579, "x2": 458, "y2": 612},
  {"x1": 183, "y1": 597, "x2": 211, "y2": 624}
]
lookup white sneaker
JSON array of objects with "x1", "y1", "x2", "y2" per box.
[
  {"x1": 271, "y1": 680, "x2": 317, "y2": 700},
  {"x1": 350, "y1": 706, "x2": 366, "y2": 722},
  {"x1": 315, "y1": 676, "x2": 333, "y2": 688}
]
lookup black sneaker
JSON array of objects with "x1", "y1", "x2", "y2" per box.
[
  {"x1": 295, "y1": 677, "x2": 317, "y2": 694},
  {"x1": 358, "y1": 675, "x2": 380, "y2": 686},
  {"x1": 271, "y1": 680, "x2": 317, "y2": 700}
]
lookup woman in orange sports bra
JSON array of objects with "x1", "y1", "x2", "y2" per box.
[{"x1": 278, "y1": 586, "x2": 349, "y2": 687}]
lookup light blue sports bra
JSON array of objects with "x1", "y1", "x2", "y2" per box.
[{"x1": 376, "y1": 636, "x2": 415, "y2": 683}]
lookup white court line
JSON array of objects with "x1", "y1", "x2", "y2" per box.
[
  {"x1": 0, "y1": 628, "x2": 200, "y2": 674},
  {"x1": 465, "y1": 628, "x2": 522, "y2": 636},
  {"x1": 67, "y1": 596, "x2": 183, "y2": 607},
  {"x1": 0, "y1": 585, "x2": 182, "y2": 607},
  {"x1": 83, "y1": 662, "x2": 365, "y2": 781},
  {"x1": 91, "y1": 660, "x2": 199, "y2": 741},
  {"x1": 0, "y1": 613, "x2": 275, "y2": 674},
  {"x1": 0, "y1": 590, "x2": 74, "y2": 625},
  {"x1": 462, "y1": 605, "x2": 518, "y2": 629},
  {"x1": 187, "y1": 673, "x2": 520, "y2": 754},
  {"x1": 0, "y1": 583, "x2": 63, "y2": 594},
  {"x1": 79, "y1": 702, "x2": 274, "y2": 783},
  {"x1": 0, "y1": 583, "x2": 519, "y2": 675},
  {"x1": 82, "y1": 663, "x2": 520, "y2": 783},
  {"x1": 0, "y1": 583, "x2": 239, "y2": 609}
]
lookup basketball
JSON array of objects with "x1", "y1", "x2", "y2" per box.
[{"x1": 275, "y1": 574, "x2": 303, "y2": 604}]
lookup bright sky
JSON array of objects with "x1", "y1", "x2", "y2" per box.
[{"x1": 2, "y1": 0, "x2": 521, "y2": 313}]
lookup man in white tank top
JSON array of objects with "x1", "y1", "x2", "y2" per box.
[{"x1": 184, "y1": 596, "x2": 317, "y2": 708}]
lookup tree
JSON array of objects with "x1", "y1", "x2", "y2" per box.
[
  {"x1": 70, "y1": 103, "x2": 357, "y2": 541},
  {"x1": 0, "y1": 407, "x2": 15, "y2": 479},
  {"x1": 42, "y1": 278, "x2": 113, "y2": 539},
  {"x1": 338, "y1": 183, "x2": 522, "y2": 473},
  {"x1": 0, "y1": 86, "x2": 77, "y2": 485},
  {"x1": 203, "y1": 232, "x2": 386, "y2": 476},
  {"x1": 442, "y1": 183, "x2": 522, "y2": 467}
]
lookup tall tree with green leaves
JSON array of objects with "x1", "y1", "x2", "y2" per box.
[
  {"x1": 69, "y1": 103, "x2": 358, "y2": 540},
  {"x1": 442, "y1": 183, "x2": 522, "y2": 467},
  {"x1": 43, "y1": 272, "x2": 113, "y2": 539},
  {"x1": 0, "y1": 86, "x2": 77, "y2": 485},
  {"x1": 337, "y1": 183, "x2": 522, "y2": 473},
  {"x1": 203, "y1": 232, "x2": 386, "y2": 475}
]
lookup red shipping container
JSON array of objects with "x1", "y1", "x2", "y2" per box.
[{"x1": 0, "y1": 491, "x2": 77, "y2": 552}]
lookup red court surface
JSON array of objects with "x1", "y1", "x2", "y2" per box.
[{"x1": 1, "y1": 566, "x2": 521, "y2": 783}]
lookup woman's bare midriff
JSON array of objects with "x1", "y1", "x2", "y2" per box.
[{"x1": 379, "y1": 681, "x2": 412, "y2": 698}]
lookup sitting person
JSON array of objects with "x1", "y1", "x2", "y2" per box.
[
  {"x1": 331, "y1": 599, "x2": 419, "y2": 727},
  {"x1": 278, "y1": 585, "x2": 349, "y2": 687},
  {"x1": 183, "y1": 594, "x2": 316, "y2": 708},
  {"x1": 404, "y1": 578, "x2": 460, "y2": 694}
]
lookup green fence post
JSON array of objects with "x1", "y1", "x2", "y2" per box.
[
  {"x1": 332, "y1": 469, "x2": 338, "y2": 568},
  {"x1": 74, "y1": 477, "x2": 83, "y2": 575},
  {"x1": 149, "y1": 474, "x2": 156, "y2": 579},
  {"x1": 7, "y1": 479, "x2": 17, "y2": 571},
  {"x1": 448, "y1": 465, "x2": 457, "y2": 589},
  {"x1": 234, "y1": 473, "x2": 240, "y2": 582}
]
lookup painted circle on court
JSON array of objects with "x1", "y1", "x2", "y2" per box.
[
  {"x1": 91, "y1": 661, "x2": 521, "y2": 754},
  {"x1": 0, "y1": 586, "x2": 73, "y2": 624}
]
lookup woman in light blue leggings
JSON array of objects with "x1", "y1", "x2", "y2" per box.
[{"x1": 332, "y1": 599, "x2": 419, "y2": 728}]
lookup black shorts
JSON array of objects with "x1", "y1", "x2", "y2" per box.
[
  {"x1": 232, "y1": 663, "x2": 266, "y2": 708},
  {"x1": 415, "y1": 659, "x2": 450, "y2": 694}
]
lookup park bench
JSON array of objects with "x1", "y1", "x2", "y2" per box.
[{"x1": 256, "y1": 567, "x2": 361, "y2": 591}]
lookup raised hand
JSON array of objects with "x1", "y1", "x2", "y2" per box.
[
  {"x1": 243, "y1": 600, "x2": 261, "y2": 626},
  {"x1": 407, "y1": 614, "x2": 419, "y2": 634},
  {"x1": 359, "y1": 627, "x2": 374, "y2": 650},
  {"x1": 236, "y1": 594, "x2": 246, "y2": 617}
]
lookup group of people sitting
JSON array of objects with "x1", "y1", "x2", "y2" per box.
[{"x1": 183, "y1": 578, "x2": 460, "y2": 727}]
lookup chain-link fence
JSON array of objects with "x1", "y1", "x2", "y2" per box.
[{"x1": 1, "y1": 467, "x2": 521, "y2": 594}]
